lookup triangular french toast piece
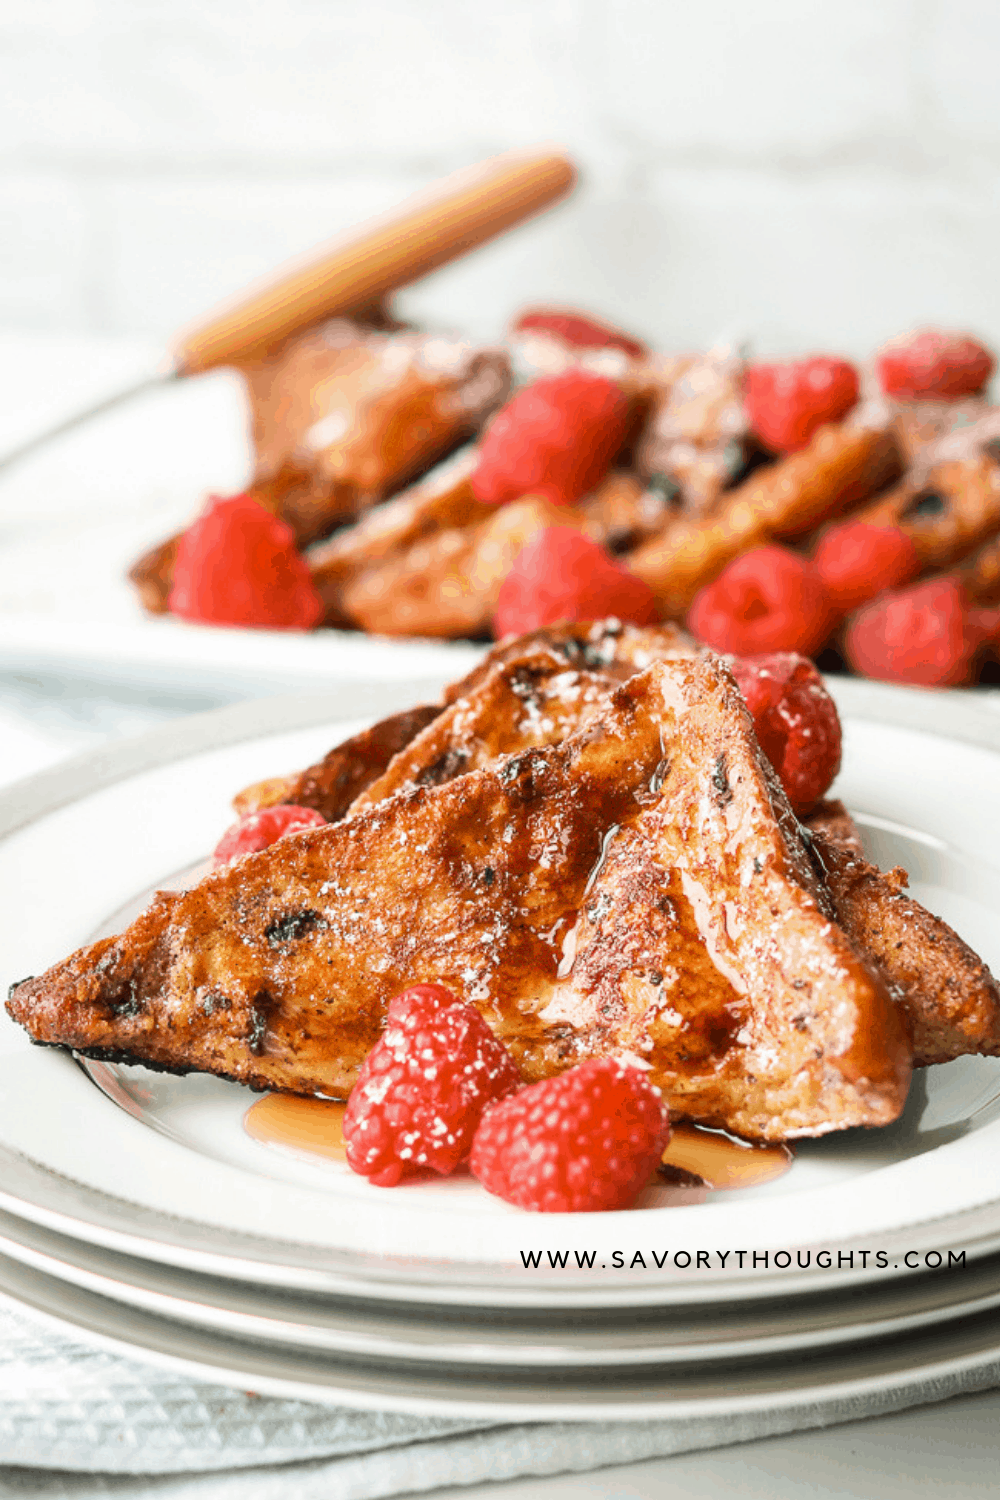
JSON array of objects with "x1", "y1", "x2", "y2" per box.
[
  {"x1": 350, "y1": 646, "x2": 622, "y2": 812},
  {"x1": 444, "y1": 619, "x2": 698, "y2": 702},
  {"x1": 232, "y1": 620, "x2": 698, "y2": 819},
  {"x1": 805, "y1": 800, "x2": 1000, "y2": 1067},
  {"x1": 232, "y1": 703, "x2": 440, "y2": 820},
  {"x1": 351, "y1": 622, "x2": 701, "y2": 811},
  {"x1": 7, "y1": 657, "x2": 911, "y2": 1140}
]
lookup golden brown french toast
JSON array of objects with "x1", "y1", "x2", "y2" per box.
[
  {"x1": 7, "y1": 657, "x2": 911, "y2": 1140},
  {"x1": 445, "y1": 619, "x2": 698, "y2": 701},
  {"x1": 233, "y1": 620, "x2": 698, "y2": 818},
  {"x1": 232, "y1": 704, "x2": 441, "y2": 821},
  {"x1": 805, "y1": 801, "x2": 1000, "y2": 1067},
  {"x1": 350, "y1": 647, "x2": 620, "y2": 812},
  {"x1": 629, "y1": 424, "x2": 902, "y2": 618},
  {"x1": 351, "y1": 623, "x2": 700, "y2": 813}
]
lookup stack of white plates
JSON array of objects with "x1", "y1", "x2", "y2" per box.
[{"x1": 3, "y1": 676, "x2": 1000, "y2": 1418}]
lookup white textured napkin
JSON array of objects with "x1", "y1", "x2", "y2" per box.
[{"x1": 4, "y1": 1295, "x2": 1000, "y2": 1500}]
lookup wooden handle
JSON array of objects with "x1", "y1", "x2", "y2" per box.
[{"x1": 171, "y1": 147, "x2": 577, "y2": 376}]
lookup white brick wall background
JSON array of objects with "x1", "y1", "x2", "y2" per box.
[{"x1": 3, "y1": 0, "x2": 1000, "y2": 360}]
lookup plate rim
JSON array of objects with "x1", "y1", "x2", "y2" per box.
[
  {"x1": 3, "y1": 1198, "x2": 1000, "y2": 1368},
  {"x1": 5, "y1": 1243, "x2": 1000, "y2": 1421}
]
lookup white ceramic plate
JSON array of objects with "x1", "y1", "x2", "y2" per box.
[
  {"x1": 3, "y1": 1197, "x2": 1000, "y2": 1368},
  {"x1": 3, "y1": 682, "x2": 1000, "y2": 1307},
  {"x1": 5, "y1": 1240, "x2": 1000, "y2": 1419}
]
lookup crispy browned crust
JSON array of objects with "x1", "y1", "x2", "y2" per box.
[
  {"x1": 351, "y1": 649, "x2": 618, "y2": 813},
  {"x1": 445, "y1": 620, "x2": 698, "y2": 702},
  {"x1": 307, "y1": 450, "x2": 480, "y2": 628},
  {"x1": 8, "y1": 657, "x2": 911, "y2": 1140},
  {"x1": 806, "y1": 800, "x2": 1000, "y2": 1067},
  {"x1": 354, "y1": 625, "x2": 701, "y2": 813},
  {"x1": 232, "y1": 704, "x2": 441, "y2": 820},
  {"x1": 233, "y1": 623, "x2": 698, "y2": 820},
  {"x1": 242, "y1": 323, "x2": 509, "y2": 517},
  {"x1": 629, "y1": 424, "x2": 902, "y2": 618},
  {"x1": 338, "y1": 494, "x2": 579, "y2": 639}
]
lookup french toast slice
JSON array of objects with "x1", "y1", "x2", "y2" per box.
[
  {"x1": 352, "y1": 623, "x2": 701, "y2": 813},
  {"x1": 233, "y1": 620, "x2": 698, "y2": 818},
  {"x1": 7, "y1": 657, "x2": 911, "y2": 1140},
  {"x1": 231, "y1": 704, "x2": 441, "y2": 821},
  {"x1": 350, "y1": 647, "x2": 621, "y2": 812},
  {"x1": 805, "y1": 801, "x2": 1000, "y2": 1067},
  {"x1": 443, "y1": 618, "x2": 698, "y2": 701}
]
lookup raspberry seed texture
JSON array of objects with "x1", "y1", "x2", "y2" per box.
[
  {"x1": 470, "y1": 1058, "x2": 670, "y2": 1213},
  {"x1": 343, "y1": 984, "x2": 522, "y2": 1187}
]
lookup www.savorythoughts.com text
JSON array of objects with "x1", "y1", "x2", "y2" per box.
[{"x1": 518, "y1": 1248, "x2": 966, "y2": 1271}]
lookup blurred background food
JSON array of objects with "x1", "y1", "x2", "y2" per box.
[{"x1": 5, "y1": 0, "x2": 1000, "y2": 777}]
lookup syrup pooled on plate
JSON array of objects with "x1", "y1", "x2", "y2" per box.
[
  {"x1": 244, "y1": 1094, "x2": 348, "y2": 1161},
  {"x1": 243, "y1": 1094, "x2": 793, "y2": 1199},
  {"x1": 662, "y1": 1124, "x2": 792, "y2": 1190}
]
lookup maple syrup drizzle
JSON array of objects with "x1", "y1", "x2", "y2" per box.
[
  {"x1": 662, "y1": 1124, "x2": 792, "y2": 1189},
  {"x1": 243, "y1": 1096, "x2": 793, "y2": 1192},
  {"x1": 244, "y1": 1093, "x2": 347, "y2": 1161}
]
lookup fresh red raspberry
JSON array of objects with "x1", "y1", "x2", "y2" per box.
[
  {"x1": 213, "y1": 804, "x2": 327, "y2": 866},
  {"x1": 471, "y1": 370, "x2": 630, "y2": 507},
  {"x1": 493, "y1": 527, "x2": 659, "y2": 638},
  {"x1": 343, "y1": 985, "x2": 522, "y2": 1188},
  {"x1": 813, "y1": 522, "x2": 921, "y2": 617},
  {"x1": 169, "y1": 493, "x2": 324, "y2": 631},
  {"x1": 745, "y1": 358, "x2": 860, "y2": 453},
  {"x1": 844, "y1": 576, "x2": 992, "y2": 688},
  {"x1": 874, "y1": 330, "x2": 995, "y2": 400},
  {"x1": 688, "y1": 546, "x2": 834, "y2": 659},
  {"x1": 511, "y1": 307, "x2": 647, "y2": 359},
  {"x1": 730, "y1": 654, "x2": 842, "y2": 814},
  {"x1": 470, "y1": 1059, "x2": 669, "y2": 1213}
]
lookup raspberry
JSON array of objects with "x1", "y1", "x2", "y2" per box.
[
  {"x1": 169, "y1": 493, "x2": 324, "y2": 630},
  {"x1": 688, "y1": 546, "x2": 834, "y2": 659},
  {"x1": 875, "y1": 330, "x2": 995, "y2": 401},
  {"x1": 213, "y1": 804, "x2": 327, "y2": 866},
  {"x1": 471, "y1": 370, "x2": 630, "y2": 507},
  {"x1": 512, "y1": 307, "x2": 647, "y2": 359},
  {"x1": 844, "y1": 576, "x2": 986, "y2": 688},
  {"x1": 730, "y1": 654, "x2": 842, "y2": 814},
  {"x1": 343, "y1": 985, "x2": 522, "y2": 1187},
  {"x1": 813, "y1": 522, "x2": 921, "y2": 617},
  {"x1": 745, "y1": 358, "x2": 860, "y2": 453},
  {"x1": 470, "y1": 1058, "x2": 669, "y2": 1213},
  {"x1": 493, "y1": 527, "x2": 659, "y2": 638}
]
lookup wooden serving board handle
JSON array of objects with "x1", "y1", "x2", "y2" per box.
[{"x1": 171, "y1": 147, "x2": 577, "y2": 376}]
